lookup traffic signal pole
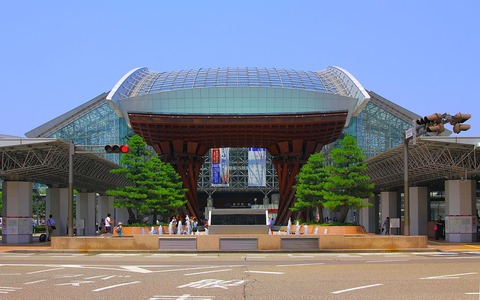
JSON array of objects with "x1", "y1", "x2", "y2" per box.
[
  {"x1": 68, "y1": 142, "x2": 74, "y2": 237},
  {"x1": 403, "y1": 137, "x2": 410, "y2": 236}
]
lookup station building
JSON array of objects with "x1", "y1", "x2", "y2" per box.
[{"x1": 1, "y1": 66, "x2": 479, "y2": 243}]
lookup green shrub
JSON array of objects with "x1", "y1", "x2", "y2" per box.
[{"x1": 33, "y1": 225, "x2": 46, "y2": 233}]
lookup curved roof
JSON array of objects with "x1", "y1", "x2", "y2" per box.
[
  {"x1": 134, "y1": 68, "x2": 333, "y2": 94},
  {"x1": 107, "y1": 66, "x2": 369, "y2": 104}
]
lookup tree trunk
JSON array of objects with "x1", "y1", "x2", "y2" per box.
[
  {"x1": 152, "y1": 209, "x2": 158, "y2": 225},
  {"x1": 337, "y1": 206, "x2": 350, "y2": 224},
  {"x1": 127, "y1": 208, "x2": 136, "y2": 223}
]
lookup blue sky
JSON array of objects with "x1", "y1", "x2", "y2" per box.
[{"x1": 1, "y1": 1, "x2": 478, "y2": 137}]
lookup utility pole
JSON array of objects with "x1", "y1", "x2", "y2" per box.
[
  {"x1": 66, "y1": 143, "x2": 129, "y2": 237},
  {"x1": 68, "y1": 142, "x2": 74, "y2": 237}
]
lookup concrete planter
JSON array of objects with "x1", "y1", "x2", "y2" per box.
[
  {"x1": 277, "y1": 225, "x2": 366, "y2": 235},
  {"x1": 113, "y1": 226, "x2": 169, "y2": 236}
]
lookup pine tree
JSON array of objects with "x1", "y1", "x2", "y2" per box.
[
  {"x1": 106, "y1": 135, "x2": 187, "y2": 224},
  {"x1": 292, "y1": 152, "x2": 328, "y2": 221},
  {"x1": 323, "y1": 134, "x2": 374, "y2": 223}
]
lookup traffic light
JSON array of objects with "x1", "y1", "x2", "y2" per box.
[
  {"x1": 453, "y1": 123, "x2": 470, "y2": 134},
  {"x1": 426, "y1": 123, "x2": 445, "y2": 134},
  {"x1": 450, "y1": 113, "x2": 471, "y2": 124},
  {"x1": 450, "y1": 113, "x2": 471, "y2": 134},
  {"x1": 415, "y1": 113, "x2": 442, "y2": 125},
  {"x1": 105, "y1": 144, "x2": 129, "y2": 153}
]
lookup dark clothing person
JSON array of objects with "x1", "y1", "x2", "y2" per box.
[
  {"x1": 382, "y1": 217, "x2": 390, "y2": 235},
  {"x1": 434, "y1": 215, "x2": 444, "y2": 240}
]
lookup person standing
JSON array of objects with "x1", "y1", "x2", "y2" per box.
[
  {"x1": 46, "y1": 214, "x2": 56, "y2": 241},
  {"x1": 116, "y1": 222, "x2": 123, "y2": 236},
  {"x1": 104, "y1": 213, "x2": 113, "y2": 234},
  {"x1": 434, "y1": 215, "x2": 444, "y2": 240}
]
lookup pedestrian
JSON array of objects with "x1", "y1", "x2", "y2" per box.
[
  {"x1": 104, "y1": 213, "x2": 113, "y2": 233},
  {"x1": 434, "y1": 215, "x2": 444, "y2": 240},
  {"x1": 116, "y1": 222, "x2": 123, "y2": 236},
  {"x1": 46, "y1": 214, "x2": 56, "y2": 241},
  {"x1": 382, "y1": 217, "x2": 390, "y2": 235},
  {"x1": 192, "y1": 217, "x2": 198, "y2": 232}
]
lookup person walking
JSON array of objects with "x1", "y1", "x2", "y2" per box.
[
  {"x1": 382, "y1": 217, "x2": 390, "y2": 235},
  {"x1": 104, "y1": 213, "x2": 113, "y2": 234},
  {"x1": 46, "y1": 214, "x2": 56, "y2": 241}
]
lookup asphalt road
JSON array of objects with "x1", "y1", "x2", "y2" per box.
[{"x1": 0, "y1": 251, "x2": 479, "y2": 299}]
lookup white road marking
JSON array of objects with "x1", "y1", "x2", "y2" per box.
[
  {"x1": 420, "y1": 272, "x2": 477, "y2": 280},
  {"x1": 331, "y1": 283, "x2": 383, "y2": 294},
  {"x1": 56, "y1": 280, "x2": 94, "y2": 286},
  {"x1": 186, "y1": 269, "x2": 233, "y2": 276},
  {"x1": 45, "y1": 255, "x2": 87, "y2": 258},
  {"x1": 0, "y1": 286, "x2": 22, "y2": 293},
  {"x1": 0, "y1": 255, "x2": 34, "y2": 258},
  {"x1": 84, "y1": 275, "x2": 108, "y2": 279},
  {"x1": 178, "y1": 279, "x2": 246, "y2": 289},
  {"x1": 242, "y1": 255, "x2": 267, "y2": 259},
  {"x1": 336, "y1": 254, "x2": 362, "y2": 258},
  {"x1": 24, "y1": 279, "x2": 47, "y2": 284},
  {"x1": 27, "y1": 267, "x2": 64, "y2": 274},
  {"x1": 365, "y1": 259, "x2": 409, "y2": 263},
  {"x1": 150, "y1": 294, "x2": 214, "y2": 300},
  {"x1": 97, "y1": 253, "x2": 141, "y2": 257},
  {"x1": 121, "y1": 266, "x2": 154, "y2": 273},
  {"x1": 134, "y1": 265, "x2": 244, "y2": 274},
  {"x1": 276, "y1": 263, "x2": 325, "y2": 267},
  {"x1": 54, "y1": 274, "x2": 84, "y2": 278},
  {"x1": 287, "y1": 254, "x2": 314, "y2": 258},
  {"x1": 92, "y1": 281, "x2": 141, "y2": 292},
  {"x1": 444, "y1": 256, "x2": 480, "y2": 260},
  {"x1": 149, "y1": 254, "x2": 198, "y2": 257},
  {"x1": 244, "y1": 271, "x2": 284, "y2": 275},
  {"x1": 0, "y1": 273, "x2": 21, "y2": 276}
]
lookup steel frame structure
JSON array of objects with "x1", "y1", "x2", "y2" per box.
[
  {"x1": 367, "y1": 137, "x2": 480, "y2": 191},
  {"x1": 0, "y1": 139, "x2": 130, "y2": 193}
]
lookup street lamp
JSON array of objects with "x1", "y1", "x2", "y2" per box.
[{"x1": 403, "y1": 112, "x2": 471, "y2": 236}]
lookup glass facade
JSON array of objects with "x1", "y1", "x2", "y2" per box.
[
  {"x1": 34, "y1": 66, "x2": 415, "y2": 194},
  {"x1": 47, "y1": 102, "x2": 130, "y2": 163},
  {"x1": 31, "y1": 66, "x2": 419, "y2": 195},
  {"x1": 344, "y1": 101, "x2": 411, "y2": 159}
]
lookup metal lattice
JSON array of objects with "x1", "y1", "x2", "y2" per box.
[
  {"x1": 367, "y1": 137, "x2": 480, "y2": 191},
  {"x1": 198, "y1": 148, "x2": 278, "y2": 195}
]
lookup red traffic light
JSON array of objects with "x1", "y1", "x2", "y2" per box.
[{"x1": 105, "y1": 144, "x2": 129, "y2": 153}]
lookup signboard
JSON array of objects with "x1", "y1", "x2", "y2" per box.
[
  {"x1": 4, "y1": 217, "x2": 32, "y2": 234},
  {"x1": 248, "y1": 147, "x2": 266, "y2": 187},
  {"x1": 211, "y1": 148, "x2": 229, "y2": 187},
  {"x1": 390, "y1": 218, "x2": 400, "y2": 228},
  {"x1": 405, "y1": 127, "x2": 413, "y2": 140}
]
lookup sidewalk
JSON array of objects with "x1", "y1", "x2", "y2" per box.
[{"x1": 427, "y1": 239, "x2": 480, "y2": 252}]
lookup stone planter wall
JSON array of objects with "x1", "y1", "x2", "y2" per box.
[{"x1": 51, "y1": 233, "x2": 428, "y2": 252}]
